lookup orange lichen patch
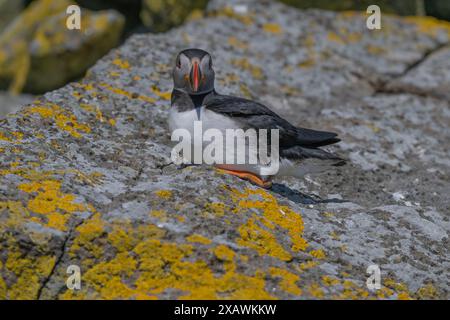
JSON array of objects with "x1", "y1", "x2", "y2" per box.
[
  {"x1": 186, "y1": 234, "x2": 212, "y2": 245},
  {"x1": 321, "y1": 275, "x2": 340, "y2": 287},
  {"x1": 227, "y1": 36, "x2": 248, "y2": 50},
  {"x1": 204, "y1": 202, "x2": 227, "y2": 217},
  {"x1": 309, "y1": 249, "x2": 326, "y2": 260},
  {"x1": 404, "y1": 16, "x2": 450, "y2": 38},
  {"x1": 150, "y1": 86, "x2": 171, "y2": 101},
  {"x1": 18, "y1": 180, "x2": 85, "y2": 231},
  {"x1": 231, "y1": 188, "x2": 308, "y2": 261},
  {"x1": 112, "y1": 58, "x2": 131, "y2": 70},
  {"x1": 69, "y1": 212, "x2": 105, "y2": 260},
  {"x1": 366, "y1": 44, "x2": 386, "y2": 55},
  {"x1": 1, "y1": 198, "x2": 61, "y2": 298},
  {"x1": 150, "y1": 210, "x2": 167, "y2": 222},
  {"x1": 209, "y1": 6, "x2": 254, "y2": 25},
  {"x1": 25, "y1": 103, "x2": 91, "y2": 138},
  {"x1": 99, "y1": 83, "x2": 156, "y2": 104},
  {"x1": 213, "y1": 244, "x2": 235, "y2": 262},
  {"x1": 398, "y1": 292, "x2": 413, "y2": 300},
  {"x1": 335, "y1": 280, "x2": 370, "y2": 299},
  {"x1": 4, "y1": 249, "x2": 56, "y2": 299},
  {"x1": 269, "y1": 267, "x2": 302, "y2": 295},
  {"x1": 62, "y1": 219, "x2": 275, "y2": 300},
  {"x1": 154, "y1": 189, "x2": 172, "y2": 199},
  {"x1": 415, "y1": 283, "x2": 439, "y2": 299},
  {"x1": 0, "y1": 132, "x2": 11, "y2": 141},
  {"x1": 0, "y1": 130, "x2": 22, "y2": 142},
  {"x1": 298, "y1": 58, "x2": 316, "y2": 68},
  {"x1": 381, "y1": 279, "x2": 413, "y2": 300},
  {"x1": 79, "y1": 103, "x2": 105, "y2": 122},
  {"x1": 327, "y1": 32, "x2": 345, "y2": 44},
  {"x1": 237, "y1": 217, "x2": 292, "y2": 261},
  {"x1": 298, "y1": 260, "x2": 318, "y2": 271},
  {"x1": 263, "y1": 23, "x2": 283, "y2": 34},
  {"x1": 308, "y1": 283, "x2": 324, "y2": 299},
  {"x1": 230, "y1": 58, "x2": 263, "y2": 79},
  {"x1": 0, "y1": 131, "x2": 24, "y2": 142}
]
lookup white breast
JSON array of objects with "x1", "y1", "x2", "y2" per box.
[{"x1": 169, "y1": 106, "x2": 240, "y2": 135}]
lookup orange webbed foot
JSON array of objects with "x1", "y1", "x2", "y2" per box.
[{"x1": 216, "y1": 168, "x2": 272, "y2": 189}]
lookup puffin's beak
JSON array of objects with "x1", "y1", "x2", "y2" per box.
[{"x1": 191, "y1": 61, "x2": 200, "y2": 92}]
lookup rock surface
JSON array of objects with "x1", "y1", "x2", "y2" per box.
[
  {"x1": 0, "y1": 0, "x2": 449, "y2": 299},
  {"x1": 0, "y1": 0, "x2": 124, "y2": 94},
  {"x1": 0, "y1": 0, "x2": 23, "y2": 33},
  {"x1": 0, "y1": 92, "x2": 34, "y2": 118},
  {"x1": 140, "y1": 0, "x2": 209, "y2": 32}
]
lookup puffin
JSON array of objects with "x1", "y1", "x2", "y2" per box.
[{"x1": 169, "y1": 48, "x2": 344, "y2": 188}]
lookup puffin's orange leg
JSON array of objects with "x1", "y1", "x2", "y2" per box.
[{"x1": 216, "y1": 168, "x2": 272, "y2": 189}]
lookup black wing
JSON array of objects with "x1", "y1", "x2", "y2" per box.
[{"x1": 204, "y1": 94, "x2": 340, "y2": 148}]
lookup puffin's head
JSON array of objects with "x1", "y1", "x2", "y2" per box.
[{"x1": 173, "y1": 48, "x2": 214, "y2": 95}]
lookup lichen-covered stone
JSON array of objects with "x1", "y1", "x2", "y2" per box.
[
  {"x1": 140, "y1": 0, "x2": 208, "y2": 32},
  {"x1": 280, "y1": 0, "x2": 422, "y2": 15},
  {"x1": 0, "y1": 92, "x2": 34, "y2": 118},
  {"x1": 0, "y1": 0, "x2": 449, "y2": 300},
  {"x1": 0, "y1": 0, "x2": 125, "y2": 94},
  {"x1": 386, "y1": 45, "x2": 450, "y2": 100},
  {"x1": 0, "y1": 0, "x2": 23, "y2": 33}
]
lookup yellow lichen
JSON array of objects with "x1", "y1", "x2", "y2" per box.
[
  {"x1": 18, "y1": 180, "x2": 85, "y2": 231},
  {"x1": 25, "y1": 103, "x2": 91, "y2": 138},
  {"x1": 154, "y1": 189, "x2": 172, "y2": 199},
  {"x1": 269, "y1": 267, "x2": 302, "y2": 295},
  {"x1": 231, "y1": 188, "x2": 308, "y2": 261},
  {"x1": 99, "y1": 83, "x2": 156, "y2": 104},
  {"x1": 237, "y1": 217, "x2": 292, "y2": 261},
  {"x1": 150, "y1": 210, "x2": 167, "y2": 222},
  {"x1": 204, "y1": 202, "x2": 227, "y2": 217},
  {"x1": 213, "y1": 244, "x2": 235, "y2": 262},
  {"x1": 404, "y1": 16, "x2": 450, "y2": 38},
  {"x1": 112, "y1": 58, "x2": 131, "y2": 70},
  {"x1": 227, "y1": 36, "x2": 248, "y2": 50},
  {"x1": 186, "y1": 234, "x2": 212, "y2": 245},
  {"x1": 298, "y1": 260, "x2": 318, "y2": 271},
  {"x1": 70, "y1": 212, "x2": 105, "y2": 259},
  {"x1": 322, "y1": 275, "x2": 340, "y2": 287},
  {"x1": 60, "y1": 218, "x2": 276, "y2": 300},
  {"x1": 230, "y1": 58, "x2": 263, "y2": 79},
  {"x1": 150, "y1": 86, "x2": 171, "y2": 100},
  {"x1": 209, "y1": 6, "x2": 254, "y2": 26},
  {"x1": 415, "y1": 283, "x2": 438, "y2": 299},
  {"x1": 308, "y1": 283, "x2": 324, "y2": 298},
  {"x1": 263, "y1": 23, "x2": 283, "y2": 34},
  {"x1": 309, "y1": 249, "x2": 326, "y2": 259}
]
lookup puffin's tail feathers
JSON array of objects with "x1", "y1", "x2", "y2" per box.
[
  {"x1": 281, "y1": 146, "x2": 344, "y2": 162},
  {"x1": 278, "y1": 146, "x2": 345, "y2": 178},
  {"x1": 295, "y1": 127, "x2": 340, "y2": 147}
]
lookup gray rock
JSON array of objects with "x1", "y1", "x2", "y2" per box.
[
  {"x1": 0, "y1": 91, "x2": 34, "y2": 118},
  {"x1": 0, "y1": 0, "x2": 449, "y2": 300}
]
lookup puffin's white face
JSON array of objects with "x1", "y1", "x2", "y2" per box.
[{"x1": 173, "y1": 49, "x2": 215, "y2": 95}]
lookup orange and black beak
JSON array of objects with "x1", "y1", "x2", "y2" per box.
[{"x1": 190, "y1": 61, "x2": 200, "y2": 92}]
